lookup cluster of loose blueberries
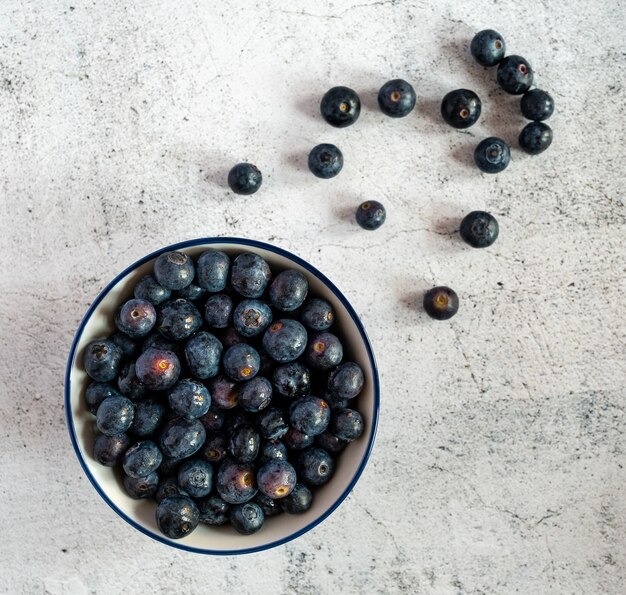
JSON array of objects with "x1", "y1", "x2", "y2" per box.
[{"x1": 82, "y1": 249, "x2": 365, "y2": 538}]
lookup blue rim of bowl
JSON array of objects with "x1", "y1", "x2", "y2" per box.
[{"x1": 65, "y1": 237, "x2": 380, "y2": 555}]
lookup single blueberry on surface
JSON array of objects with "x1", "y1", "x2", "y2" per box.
[
  {"x1": 134, "y1": 274, "x2": 171, "y2": 305},
  {"x1": 168, "y1": 378, "x2": 211, "y2": 420},
  {"x1": 155, "y1": 495, "x2": 200, "y2": 539},
  {"x1": 305, "y1": 332, "x2": 343, "y2": 370},
  {"x1": 423, "y1": 286, "x2": 459, "y2": 320},
  {"x1": 177, "y1": 459, "x2": 213, "y2": 498},
  {"x1": 320, "y1": 86, "x2": 361, "y2": 128},
  {"x1": 289, "y1": 396, "x2": 331, "y2": 436},
  {"x1": 216, "y1": 458, "x2": 258, "y2": 504},
  {"x1": 297, "y1": 447, "x2": 335, "y2": 486},
  {"x1": 233, "y1": 299, "x2": 273, "y2": 337},
  {"x1": 269, "y1": 269, "x2": 309, "y2": 312},
  {"x1": 308, "y1": 143, "x2": 344, "y2": 179},
  {"x1": 155, "y1": 475, "x2": 189, "y2": 503},
  {"x1": 228, "y1": 424, "x2": 260, "y2": 463},
  {"x1": 441, "y1": 89, "x2": 482, "y2": 129},
  {"x1": 238, "y1": 376, "x2": 273, "y2": 412},
  {"x1": 130, "y1": 397, "x2": 166, "y2": 437},
  {"x1": 123, "y1": 440, "x2": 163, "y2": 478},
  {"x1": 209, "y1": 374, "x2": 239, "y2": 409},
  {"x1": 520, "y1": 89, "x2": 554, "y2": 122},
  {"x1": 124, "y1": 471, "x2": 159, "y2": 499},
  {"x1": 204, "y1": 294, "x2": 233, "y2": 329},
  {"x1": 256, "y1": 460, "x2": 297, "y2": 499},
  {"x1": 159, "y1": 417, "x2": 206, "y2": 458},
  {"x1": 96, "y1": 395, "x2": 135, "y2": 436},
  {"x1": 85, "y1": 382, "x2": 122, "y2": 415},
  {"x1": 83, "y1": 339, "x2": 122, "y2": 382},
  {"x1": 301, "y1": 298, "x2": 334, "y2": 331},
  {"x1": 135, "y1": 347, "x2": 181, "y2": 391},
  {"x1": 519, "y1": 121, "x2": 553, "y2": 155},
  {"x1": 197, "y1": 495, "x2": 230, "y2": 525},
  {"x1": 229, "y1": 502, "x2": 265, "y2": 535},
  {"x1": 474, "y1": 137, "x2": 511, "y2": 174},
  {"x1": 328, "y1": 362, "x2": 364, "y2": 400},
  {"x1": 330, "y1": 408, "x2": 364, "y2": 442},
  {"x1": 470, "y1": 29, "x2": 506, "y2": 67},
  {"x1": 153, "y1": 251, "x2": 195, "y2": 291},
  {"x1": 460, "y1": 211, "x2": 499, "y2": 248},
  {"x1": 231, "y1": 252, "x2": 272, "y2": 298},
  {"x1": 272, "y1": 362, "x2": 311, "y2": 399},
  {"x1": 228, "y1": 162, "x2": 263, "y2": 195},
  {"x1": 280, "y1": 483, "x2": 313, "y2": 514},
  {"x1": 184, "y1": 331, "x2": 223, "y2": 380},
  {"x1": 262, "y1": 319, "x2": 308, "y2": 363},
  {"x1": 497, "y1": 55, "x2": 533, "y2": 95},
  {"x1": 356, "y1": 200, "x2": 386, "y2": 230},
  {"x1": 223, "y1": 343, "x2": 261, "y2": 381},
  {"x1": 117, "y1": 361, "x2": 148, "y2": 399},
  {"x1": 156, "y1": 298, "x2": 202, "y2": 341},
  {"x1": 378, "y1": 78, "x2": 416, "y2": 118},
  {"x1": 93, "y1": 432, "x2": 131, "y2": 466},
  {"x1": 115, "y1": 298, "x2": 156, "y2": 338},
  {"x1": 196, "y1": 250, "x2": 230, "y2": 292},
  {"x1": 257, "y1": 407, "x2": 289, "y2": 440}
]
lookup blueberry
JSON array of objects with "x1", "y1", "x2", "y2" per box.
[
  {"x1": 130, "y1": 397, "x2": 166, "y2": 437},
  {"x1": 423, "y1": 286, "x2": 459, "y2": 320},
  {"x1": 233, "y1": 299, "x2": 273, "y2": 337},
  {"x1": 124, "y1": 471, "x2": 159, "y2": 499},
  {"x1": 83, "y1": 339, "x2": 123, "y2": 382},
  {"x1": 497, "y1": 55, "x2": 533, "y2": 95},
  {"x1": 320, "y1": 86, "x2": 361, "y2": 128},
  {"x1": 305, "y1": 332, "x2": 343, "y2": 370},
  {"x1": 204, "y1": 294, "x2": 233, "y2": 329},
  {"x1": 199, "y1": 406, "x2": 225, "y2": 431},
  {"x1": 378, "y1": 79, "x2": 416, "y2": 118},
  {"x1": 257, "y1": 407, "x2": 289, "y2": 440},
  {"x1": 315, "y1": 431, "x2": 347, "y2": 455},
  {"x1": 134, "y1": 274, "x2": 171, "y2": 305},
  {"x1": 115, "y1": 298, "x2": 156, "y2": 338},
  {"x1": 519, "y1": 121, "x2": 553, "y2": 155},
  {"x1": 117, "y1": 361, "x2": 148, "y2": 399},
  {"x1": 155, "y1": 495, "x2": 200, "y2": 539},
  {"x1": 308, "y1": 143, "x2": 344, "y2": 179},
  {"x1": 262, "y1": 319, "x2": 308, "y2": 363},
  {"x1": 93, "y1": 432, "x2": 131, "y2": 466},
  {"x1": 289, "y1": 396, "x2": 331, "y2": 436},
  {"x1": 356, "y1": 200, "x2": 386, "y2": 230},
  {"x1": 123, "y1": 440, "x2": 163, "y2": 478},
  {"x1": 177, "y1": 459, "x2": 213, "y2": 498},
  {"x1": 259, "y1": 439, "x2": 288, "y2": 464},
  {"x1": 135, "y1": 348, "x2": 181, "y2": 391},
  {"x1": 330, "y1": 408, "x2": 364, "y2": 442},
  {"x1": 269, "y1": 270, "x2": 309, "y2": 312},
  {"x1": 216, "y1": 458, "x2": 258, "y2": 504},
  {"x1": 470, "y1": 29, "x2": 506, "y2": 67},
  {"x1": 257, "y1": 460, "x2": 297, "y2": 499},
  {"x1": 328, "y1": 362, "x2": 364, "y2": 400},
  {"x1": 253, "y1": 492, "x2": 282, "y2": 517},
  {"x1": 223, "y1": 343, "x2": 261, "y2": 381},
  {"x1": 301, "y1": 298, "x2": 335, "y2": 331},
  {"x1": 153, "y1": 251, "x2": 195, "y2": 291},
  {"x1": 196, "y1": 250, "x2": 230, "y2": 292},
  {"x1": 167, "y1": 378, "x2": 211, "y2": 420},
  {"x1": 184, "y1": 331, "x2": 223, "y2": 380},
  {"x1": 230, "y1": 502, "x2": 265, "y2": 535},
  {"x1": 520, "y1": 89, "x2": 554, "y2": 122},
  {"x1": 323, "y1": 390, "x2": 350, "y2": 411},
  {"x1": 159, "y1": 455, "x2": 186, "y2": 475},
  {"x1": 441, "y1": 89, "x2": 482, "y2": 129},
  {"x1": 474, "y1": 137, "x2": 510, "y2": 174},
  {"x1": 175, "y1": 283, "x2": 206, "y2": 302},
  {"x1": 280, "y1": 483, "x2": 313, "y2": 514},
  {"x1": 108, "y1": 331, "x2": 139, "y2": 361},
  {"x1": 228, "y1": 424, "x2": 260, "y2": 463},
  {"x1": 208, "y1": 374, "x2": 239, "y2": 410},
  {"x1": 159, "y1": 417, "x2": 206, "y2": 459},
  {"x1": 85, "y1": 381, "x2": 122, "y2": 415},
  {"x1": 141, "y1": 333, "x2": 180, "y2": 358},
  {"x1": 200, "y1": 433, "x2": 228, "y2": 464},
  {"x1": 155, "y1": 475, "x2": 189, "y2": 503},
  {"x1": 272, "y1": 362, "x2": 311, "y2": 399},
  {"x1": 220, "y1": 327, "x2": 248, "y2": 349},
  {"x1": 227, "y1": 163, "x2": 263, "y2": 195},
  {"x1": 224, "y1": 411, "x2": 257, "y2": 435},
  {"x1": 230, "y1": 253, "x2": 271, "y2": 299},
  {"x1": 460, "y1": 211, "x2": 499, "y2": 248},
  {"x1": 197, "y1": 495, "x2": 230, "y2": 525},
  {"x1": 283, "y1": 426, "x2": 314, "y2": 450},
  {"x1": 96, "y1": 395, "x2": 135, "y2": 436},
  {"x1": 238, "y1": 376, "x2": 273, "y2": 412},
  {"x1": 297, "y1": 447, "x2": 335, "y2": 486},
  {"x1": 156, "y1": 298, "x2": 202, "y2": 341}
]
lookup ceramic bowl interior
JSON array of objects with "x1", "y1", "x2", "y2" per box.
[{"x1": 66, "y1": 238, "x2": 379, "y2": 554}]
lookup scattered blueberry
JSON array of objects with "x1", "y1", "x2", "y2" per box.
[
  {"x1": 289, "y1": 396, "x2": 331, "y2": 436},
  {"x1": 168, "y1": 378, "x2": 211, "y2": 420},
  {"x1": 423, "y1": 286, "x2": 459, "y2": 320},
  {"x1": 134, "y1": 274, "x2": 171, "y2": 305},
  {"x1": 135, "y1": 347, "x2": 181, "y2": 391},
  {"x1": 155, "y1": 495, "x2": 200, "y2": 539},
  {"x1": 269, "y1": 270, "x2": 309, "y2": 312},
  {"x1": 115, "y1": 298, "x2": 156, "y2": 338},
  {"x1": 130, "y1": 398, "x2": 166, "y2": 437},
  {"x1": 441, "y1": 89, "x2": 481, "y2": 129},
  {"x1": 320, "y1": 86, "x2": 361, "y2": 128},
  {"x1": 256, "y1": 460, "x2": 297, "y2": 499},
  {"x1": 378, "y1": 78, "x2": 416, "y2": 118},
  {"x1": 204, "y1": 294, "x2": 233, "y2": 329},
  {"x1": 233, "y1": 299, "x2": 273, "y2": 337},
  {"x1": 328, "y1": 362, "x2": 364, "y2": 400},
  {"x1": 184, "y1": 331, "x2": 223, "y2": 380},
  {"x1": 228, "y1": 163, "x2": 263, "y2": 195},
  {"x1": 96, "y1": 395, "x2": 135, "y2": 436},
  {"x1": 124, "y1": 471, "x2": 159, "y2": 499},
  {"x1": 153, "y1": 251, "x2": 195, "y2": 291},
  {"x1": 197, "y1": 495, "x2": 230, "y2": 525},
  {"x1": 159, "y1": 417, "x2": 206, "y2": 459},
  {"x1": 356, "y1": 200, "x2": 386, "y2": 230},
  {"x1": 330, "y1": 408, "x2": 364, "y2": 442},
  {"x1": 470, "y1": 29, "x2": 506, "y2": 67},
  {"x1": 519, "y1": 121, "x2": 553, "y2": 155},
  {"x1": 156, "y1": 298, "x2": 202, "y2": 341},
  {"x1": 308, "y1": 143, "x2": 344, "y2": 179},
  {"x1": 238, "y1": 376, "x2": 273, "y2": 412},
  {"x1": 231, "y1": 252, "x2": 272, "y2": 299},
  {"x1": 497, "y1": 55, "x2": 533, "y2": 95},
  {"x1": 177, "y1": 459, "x2": 213, "y2": 498},
  {"x1": 229, "y1": 502, "x2": 265, "y2": 535},
  {"x1": 83, "y1": 339, "x2": 123, "y2": 383},
  {"x1": 216, "y1": 458, "x2": 258, "y2": 504},
  {"x1": 196, "y1": 250, "x2": 231, "y2": 292},
  {"x1": 474, "y1": 137, "x2": 511, "y2": 174},
  {"x1": 262, "y1": 319, "x2": 308, "y2": 363},
  {"x1": 280, "y1": 483, "x2": 313, "y2": 514},
  {"x1": 93, "y1": 432, "x2": 131, "y2": 466},
  {"x1": 301, "y1": 298, "x2": 334, "y2": 331},
  {"x1": 460, "y1": 211, "x2": 499, "y2": 248},
  {"x1": 123, "y1": 440, "x2": 163, "y2": 478},
  {"x1": 520, "y1": 89, "x2": 554, "y2": 122},
  {"x1": 272, "y1": 362, "x2": 311, "y2": 399},
  {"x1": 297, "y1": 447, "x2": 335, "y2": 486},
  {"x1": 305, "y1": 332, "x2": 343, "y2": 370}
]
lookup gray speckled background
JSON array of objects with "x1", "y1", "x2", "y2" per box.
[{"x1": 1, "y1": 1, "x2": 624, "y2": 593}]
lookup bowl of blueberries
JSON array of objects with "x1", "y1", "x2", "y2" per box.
[{"x1": 65, "y1": 237, "x2": 379, "y2": 554}]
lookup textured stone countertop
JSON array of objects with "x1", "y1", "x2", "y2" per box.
[{"x1": 1, "y1": 1, "x2": 624, "y2": 593}]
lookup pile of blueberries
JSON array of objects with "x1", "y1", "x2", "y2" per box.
[{"x1": 82, "y1": 249, "x2": 366, "y2": 538}]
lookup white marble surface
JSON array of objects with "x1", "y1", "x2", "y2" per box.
[{"x1": 1, "y1": 1, "x2": 624, "y2": 593}]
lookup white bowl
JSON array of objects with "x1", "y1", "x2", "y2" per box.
[{"x1": 65, "y1": 237, "x2": 379, "y2": 554}]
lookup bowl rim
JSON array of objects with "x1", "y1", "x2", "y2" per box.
[{"x1": 65, "y1": 236, "x2": 380, "y2": 555}]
